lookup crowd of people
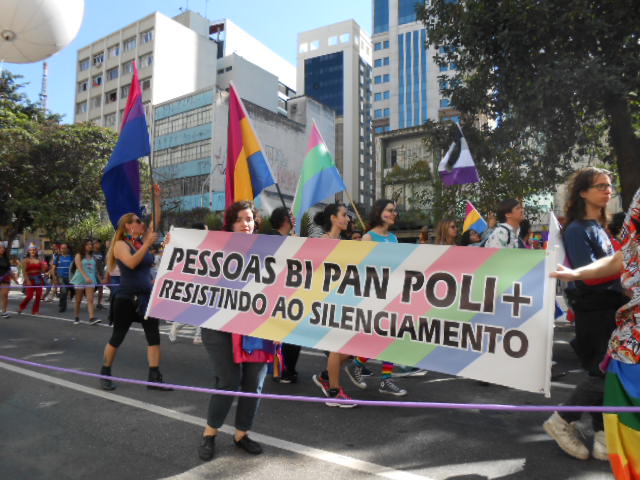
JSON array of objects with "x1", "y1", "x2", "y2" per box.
[{"x1": 2, "y1": 168, "x2": 638, "y2": 476}]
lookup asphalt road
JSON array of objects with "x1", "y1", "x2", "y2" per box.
[{"x1": 0, "y1": 293, "x2": 614, "y2": 480}]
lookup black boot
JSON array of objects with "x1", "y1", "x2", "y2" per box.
[
  {"x1": 147, "y1": 367, "x2": 173, "y2": 391},
  {"x1": 100, "y1": 366, "x2": 116, "y2": 391}
]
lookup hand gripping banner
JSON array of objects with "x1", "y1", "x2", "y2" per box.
[{"x1": 147, "y1": 229, "x2": 558, "y2": 395}]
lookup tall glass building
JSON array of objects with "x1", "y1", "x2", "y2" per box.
[
  {"x1": 371, "y1": 0, "x2": 457, "y2": 133},
  {"x1": 297, "y1": 20, "x2": 375, "y2": 208}
]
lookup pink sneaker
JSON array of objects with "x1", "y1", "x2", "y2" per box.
[
  {"x1": 312, "y1": 374, "x2": 330, "y2": 397},
  {"x1": 325, "y1": 387, "x2": 358, "y2": 408}
]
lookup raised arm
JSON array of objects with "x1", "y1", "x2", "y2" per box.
[
  {"x1": 114, "y1": 224, "x2": 158, "y2": 270},
  {"x1": 551, "y1": 251, "x2": 623, "y2": 282}
]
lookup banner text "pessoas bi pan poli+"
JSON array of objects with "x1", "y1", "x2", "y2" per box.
[{"x1": 147, "y1": 229, "x2": 558, "y2": 395}]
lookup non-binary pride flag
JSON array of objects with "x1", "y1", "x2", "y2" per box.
[
  {"x1": 225, "y1": 83, "x2": 276, "y2": 207},
  {"x1": 438, "y1": 123, "x2": 480, "y2": 186},
  {"x1": 292, "y1": 122, "x2": 347, "y2": 235},
  {"x1": 101, "y1": 61, "x2": 150, "y2": 228},
  {"x1": 604, "y1": 360, "x2": 640, "y2": 479},
  {"x1": 462, "y1": 201, "x2": 487, "y2": 234}
]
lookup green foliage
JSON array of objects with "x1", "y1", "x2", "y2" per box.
[
  {"x1": 205, "y1": 212, "x2": 223, "y2": 231},
  {"x1": 64, "y1": 213, "x2": 114, "y2": 247},
  {"x1": 418, "y1": 0, "x2": 640, "y2": 208},
  {"x1": 0, "y1": 69, "x2": 117, "y2": 242}
]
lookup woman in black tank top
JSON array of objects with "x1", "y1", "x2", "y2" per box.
[{"x1": 98, "y1": 204, "x2": 171, "y2": 392}]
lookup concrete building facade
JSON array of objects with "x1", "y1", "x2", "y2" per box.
[{"x1": 297, "y1": 20, "x2": 375, "y2": 208}]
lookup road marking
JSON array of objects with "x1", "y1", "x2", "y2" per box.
[
  {"x1": 23, "y1": 351, "x2": 65, "y2": 359},
  {"x1": 0, "y1": 360, "x2": 434, "y2": 480}
]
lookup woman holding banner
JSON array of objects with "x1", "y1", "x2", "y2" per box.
[
  {"x1": 99, "y1": 188, "x2": 171, "y2": 392},
  {"x1": 344, "y1": 199, "x2": 411, "y2": 395},
  {"x1": 198, "y1": 201, "x2": 275, "y2": 461},
  {"x1": 311, "y1": 203, "x2": 358, "y2": 407}
]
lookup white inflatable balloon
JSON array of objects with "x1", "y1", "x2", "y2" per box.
[{"x1": 0, "y1": 0, "x2": 84, "y2": 63}]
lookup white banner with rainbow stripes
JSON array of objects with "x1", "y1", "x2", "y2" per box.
[{"x1": 148, "y1": 228, "x2": 558, "y2": 395}]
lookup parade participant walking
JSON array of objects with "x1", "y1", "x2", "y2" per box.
[
  {"x1": 53, "y1": 243, "x2": 74, "y2": 313},
  {"x1": 460, "y1": 229, "x2": 482, "y2": 246},
  {"x1": 435, "y1": 218, "x2": 459, "y2": 245},
  {"x1": 99, "y1": 209, "x2": 171, "y2": 392},
  {"x1": 266, "y1": 207, "x2": 301, "y2": 384},
  {"x1": 70, "y1": 240, "x2": 99, "y2": 325},
  {"x1": 18, "y1": 245, "x2": 46, "y2": 316},
  {"x1": 344, "y1": 199, "x2": 409, "y2": 396},
  {"x1": 93, "y1": 239, "x2": 106, "y2": 310},
  {"x1": 309, "y1": 203, "x2": 357, "y2": 407},
  {"x1": 0, "y1": 244, "x2": 18, "y2": 318},
  {"x1": 198, "y1": 201, "x2": 275, "y2": 461},
  {"x1": 543, "y1": 167, "x2": 628, "y2": 460},
  {"x1": 484, "y1": 199, "x2": 525, "y2": 249}
]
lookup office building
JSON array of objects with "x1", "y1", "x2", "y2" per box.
[{"x1": 297, "y1": 20, "x2": 375, "y2": 208}]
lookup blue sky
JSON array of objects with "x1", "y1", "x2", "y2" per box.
[{"x1": 6, "y1": 0, "x2": 371, "y2": 123}]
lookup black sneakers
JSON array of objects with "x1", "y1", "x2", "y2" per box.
[
  {"x1": 100, "y1": 366, "x2": 116, "y2": 391},
  {"x1": 198, "y1": 435, "x2": 216, "y2": 461},
  {"x1": 147, "y1": 368, "x2": 173, "y2": 391},
  {"x1": 234, "y1": 435, "x2": 263, "y2": 455}
]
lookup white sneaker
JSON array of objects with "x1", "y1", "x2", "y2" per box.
[
  {"x1": 168, "y1": 323, "x2": 178, "y2": 343},
  {"x1": 592, "y1": 431, "x2": 608, "y2": 461},
  {"x1": 543, "y1": 412, "x2": 589, "y2": 460}
]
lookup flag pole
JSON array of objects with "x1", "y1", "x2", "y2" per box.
[
  {"x1": 273, "y1": 182, "x2": 294, "y2": 235},
  {"x1": 342, "y1": 189, "x2": 367, "y2": 232}
]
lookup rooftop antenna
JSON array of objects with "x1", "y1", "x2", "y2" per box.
[{"x1": 39, "y1": 62, "x2": 48, "y2": 111}]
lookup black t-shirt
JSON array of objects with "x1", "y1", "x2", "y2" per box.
[{"x1": 0, "y1": 256, "x2": 10, "y2": 276}]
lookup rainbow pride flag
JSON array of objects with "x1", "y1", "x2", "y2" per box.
[
  {"x1": 225, "y1": 83, "x2": 276, "y2": 208},
  {"x1": 605, "y1": 360, "x2": 640, "y2": 479},
  {"x1": 463, "y1": 201, "x2": 487, "y2": 234},
  {"x1": 292, "y1": 122, "x2": 346, "y2": 235}
]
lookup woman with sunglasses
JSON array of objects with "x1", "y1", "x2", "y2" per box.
[
  {"x1": 18, "y1": 244, "x2": 46, "y2": 315},
  {"x1": 99, "y1": 185, "x2": 170, "y2": 391},
  {"x1": 70, "y1": 239, "x2": 99, "y2": 325},
  {"x1": 435, "y1": 218, "x2": 459, "y2": 246}
]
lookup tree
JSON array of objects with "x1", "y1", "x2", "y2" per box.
[
  {"x1": 0, "y1": 69, "x2": 117, "y2": 244},
  {"x1": 412, "y1": 120, "x2": 565, "y2": 222},
  {"x1": 418, "y1": 0, "x2": 640, "y2": 208}
]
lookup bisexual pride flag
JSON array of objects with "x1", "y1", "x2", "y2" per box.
[
  {"x1": 101, "y1": 61, "x2": 150, "y2": 228},
  {"x1": 462, "y1": 201, "x2": 487, "y2": 234},
  {"x1": 438, "y1": 123, "x2": 480, "y2": 186},
  {"x1": 225, "y1": 83, "x2": 276, "y2": 208},
  {"x1": 292, "y1": 122, "x2": 346, "y2": 235},
  {"x1": 605, "y1": 360, "x2": 640, "y2": 479}
]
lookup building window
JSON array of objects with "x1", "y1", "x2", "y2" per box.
[
  {"x1": 304, "y1": 51, "x2": 344, "y2": 116},
  {"x1": 298, "y1": 42, "x2": 308, "y2": 53},
  {"x1": 328, "y1": 36, "x2": 338, "y2": 46},
  {"x1": 76, "y1": 101, "x2": 87, "y2": 114},
  {"x1": 123, "y1": 37, "x2": 136, "y2": 52},
  {"x1": 374, "y1": 59, "x2": 382, "y2": 67},
  {"x1": 92, "y1": 74, "x2": 103, "y2": 87},
  {"x1": 310, "y1": 40, "x2": 320, "y2": 51},
  {"x1": 440, "y1": 98, "x2": 450, "y2": 108},
  {"x1": 141, "y1": 78, "x2": 151, "y2": 90},
  {"x1": 374, "y1": 75, "x2": 382, "y2": 84},
  {"x1": 383, "y1": 74, "x2": 390, "y2": 83},
  {"x1": 106, "y1": 67, "x2": 119, "y2": 81},
  {"x1": 383, "y1": 107, "x2": 390, "y2": 117},
  {"x1": 374, "y1": 92, "x2": 382, "y2": 101},
  {"x1": 79, "y1": 58, "x2": 90, "y2": 71},
  {"x1": 339, "y1": 33, "x2": 350, "y2": 43},
  {"x1": 92, "y1": 52, "x2": 104, "y2": 67},
  {"x1": 373, "y1": 0, "x2": 390, "y2": 34},
  {"x1": 383, "y1": 90, "x2": 390, "y2": 99},
  {"x1": 225, "y1": 66, "x2": 232, "y2": 72},
  {"x1": 398, "y1": 0, "x2": 421, "y2": 25},
  {"x1": 439, "y1": 64, "x2": 448, "y2": 72},
  {"x1": 107, "y1": 44, "x2": 120, "y2": 58},
  {"x1": 104, "y1": 113, "x2": 116, "y2": 128},
  {"x1": 105, "y1": 90, "x2": 117, "y2": 104},
  {"x1": 374, "y1": 109, "x2": 383, "y2": 118},
  {"x1": 122, "y1": 60, "x2": 134, "y2": 74},
  {"x1": 139, "y1": 53, "x2": 153, "y2": 68},
  {"x1": 217, "y1": 68, "x2": 224, "y2": 74},
  {"x1": 140, "y1": 29, "x2": 153, "y2": 44},
  {"x1": 78, "y1": 80, "x2": 88, "y2": 92},
  {"x1": 91, "y1": 95, "x2": 101, "y2": 109},
  {"x1": 121, "y1": 84, "x2": 130, "y2": 98}
]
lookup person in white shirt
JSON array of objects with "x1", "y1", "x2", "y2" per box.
[{"x1": 484, "y1": 199, "x2": 525, "y2": 249}]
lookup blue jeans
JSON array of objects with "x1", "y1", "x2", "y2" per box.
[{"x1": 202, "y1": 329, "x2": 268, "y2": 431}]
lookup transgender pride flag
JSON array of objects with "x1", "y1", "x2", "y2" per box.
[
  {"x1": 292, "y1": 122, "x2": 346, "y2": 235},
  {"x1": 101, "y1": 62, "x2": 150, "y2": 228}
]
